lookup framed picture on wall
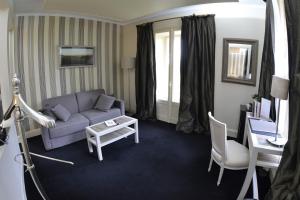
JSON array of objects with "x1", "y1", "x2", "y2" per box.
[{"x1": 58, "y1": 46, "x2": 95, "y2": 68}]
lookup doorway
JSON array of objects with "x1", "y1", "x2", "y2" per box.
[{"x1": 155, "y1": 29, "x2": 181, "y2": 123}]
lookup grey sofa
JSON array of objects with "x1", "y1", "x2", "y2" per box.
[{"x1": 41, "y1": 89, "x2": 125, "y2": 150}]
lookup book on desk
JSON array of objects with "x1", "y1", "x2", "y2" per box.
[{"x1": 249, "y1": 118, "x2": 277, "y2": 137}]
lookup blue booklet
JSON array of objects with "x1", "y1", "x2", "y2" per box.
[{"x1": 249, "y1": 118, "x2": 277, "y2": 137}]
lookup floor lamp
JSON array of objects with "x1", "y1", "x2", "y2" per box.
[
  {"x1": 122, "y1": 57, "x2": 135, "y2": 114},
  {"x1": 267, "y1": 75, "x2": 289, "y2": 146}
]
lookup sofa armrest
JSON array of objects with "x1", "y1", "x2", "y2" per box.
[
  {"x1": 113, "y1": 99, "x2": 125, "y2": 115},
  {"x1": 41, "y1": 127, "x2": 53, "y2": 150}
]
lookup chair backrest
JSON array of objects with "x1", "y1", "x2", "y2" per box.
[{"x1": 208, "y1": 112, "x2": 227, "y2": 161}]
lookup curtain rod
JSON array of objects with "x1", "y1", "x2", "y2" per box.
[
  {"x1": 138, "y1": 14, "x2": 215, "y2": 26},
  {"x1": 151, "y1": 16, "x2": 182, "y2": 24}
]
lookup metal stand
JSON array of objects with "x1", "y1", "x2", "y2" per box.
[
  {"x1": 267, "y1": 99, "x2": 287, "y2": 146},
  {"x1": 1, "y1": 74, "x2": 74, "y2": 200},
  {"x1": 15, "y1": 108, "x2": 50, "y2": 200}
]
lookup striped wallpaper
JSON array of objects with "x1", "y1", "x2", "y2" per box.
[{"x1": 15, "y1": 16, "x2": 123, "y2": 130}]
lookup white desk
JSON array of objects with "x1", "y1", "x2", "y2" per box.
[
  {"x1": 237, "y1": 113, "x2": 283, "y2": 200},
  {"x1": 0, "y1": 125, "x2": 27, "y2": 200}
]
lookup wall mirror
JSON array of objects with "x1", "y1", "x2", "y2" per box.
[{"x1": 222, "y1": 38, "x2": 258, "y2": 86}]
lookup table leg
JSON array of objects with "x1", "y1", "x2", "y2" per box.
[
  {"x1": 134, "y1": 120, "x2": 139, "y2": 143},
  {"x1": 237, "y1": 150, "x2": 258, "y2": 200},
  {"x1": 96, "y1": 136, "x2": 103, "y2": 161},
  {"x1": 86, "y1": 131, "x2": 93, "y2": 153},
  {"x1": 243, "y1": 119, "x2": 249, "y2": 146},
  {"x1": 253, "y1": 169, "x2": 259, "y2": 200}
]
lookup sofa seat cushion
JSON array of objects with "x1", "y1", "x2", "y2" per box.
[
  {"x1": 80, "y1": 108, "x2": 121, "y2": 125},
  {"x1": 49, "y1": 113, "x2": 89, "y2": 139}
]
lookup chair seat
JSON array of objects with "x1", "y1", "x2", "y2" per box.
[{"x1": 212, "y1": 140, "x2": 249, "y2": 169}]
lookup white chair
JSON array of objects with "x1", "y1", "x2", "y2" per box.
[{"x1": 208, "y1": 112, "x2": 250, "y2": 186}]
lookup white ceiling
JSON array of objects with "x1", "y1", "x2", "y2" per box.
[
  {"x1": 13, "y1": 0, "x2": 239, "y2": 23},
  {"x1": 0, "y1": 0, "x2": 11, "y2": 9}
]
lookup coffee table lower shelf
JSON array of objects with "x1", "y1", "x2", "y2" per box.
[{"x1": 87, "y1": 127, "x2": 135, "y2": 147}]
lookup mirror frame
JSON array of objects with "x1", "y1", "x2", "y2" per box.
[{"x1": 222, "y1": 38, "x2": 259, "y2": 86}]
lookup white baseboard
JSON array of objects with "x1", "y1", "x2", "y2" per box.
[
  {"x1": 227, "y1": 128, "x2": 238, "y2": 138},
  {"x1": 25, "y1": 128, "x2": 41, "y2": 138}
]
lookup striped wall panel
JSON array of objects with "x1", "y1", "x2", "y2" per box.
[{"x1": 16, "y1": 16, "x2": 123, "y2": 130}]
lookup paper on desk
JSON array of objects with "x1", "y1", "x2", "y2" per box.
[
  {"x1": 249, "y1": 118, "x2": 276, "y2": 134},
  {"x1": 260, "y1": 98, "x2": 271, "y2": 120}
]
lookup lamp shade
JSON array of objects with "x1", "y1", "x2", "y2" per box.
[
  {"x1": 271, "y1": 75, "x2": 289, "y2": 100},
  {"x1": 122, "y1": 57, "x2": 135, "y2": 69}
]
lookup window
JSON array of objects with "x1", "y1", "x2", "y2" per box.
[
  {"x1": 155, "y1": 30, "x2": 181, "y2": 103},
  {"x1": 155, "y1": 29, "x2": 181, "y2": 123},
  {"x1": 172, "y1": 30, "x2": 181, "y2": 103},
  {"x1": 155, "y1": 32, "x2": 170, "y2": 101}
]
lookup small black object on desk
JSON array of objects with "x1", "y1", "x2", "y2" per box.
[
  {"x1": 0, "y1": 128, "x2": 7, "y2": 146},
  {"x1": 237, "y1": 104, "x2": 250, "y2": 144}
]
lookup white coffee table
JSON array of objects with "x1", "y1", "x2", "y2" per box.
[{"x1": 85, "y1": 115, "x2": 139, "y2": 161}]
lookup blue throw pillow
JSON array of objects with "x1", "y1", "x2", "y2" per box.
[
  {"x1": 40, "y1": 108, "x2": 57, "y2": 121},
  {"x1": 51, "y1": 104, "x2": 71, "y2": 122},
  {"x1": 94, "y1": 94, "x2": 116, "y2": 112}
]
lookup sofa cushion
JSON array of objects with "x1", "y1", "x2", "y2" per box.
[
  {"x1": 40, "y1": 108, "x2": 57, "y2": 120},
  {"x1": 42, "y1": 94, "x2": 79, "y2": 114},
  {"x1": 80, "y1": 108, "x2": 121, "y2": 125},
  {"x1": 76, "y1": 89, "x2": 105, "y2": 112},
  {"x1": 48, "y1": 113, "x2": 89, "y2": 139},
  {"x1": 51, "y1": 104, "x2": 71, "y2": 122},
  {"x1": 94, "y1": 94, "x2": 116, "y2": 112}
]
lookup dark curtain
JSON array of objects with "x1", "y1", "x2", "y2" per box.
[
  {"x1": 135, "y1": 23, "x2": 157, "y2": 120},
  {"x1": 265, "y1": 0, "x2": 300, "y2": 199},
  {"x1": 258, "y1": 0, "x2": 276, "y2": 121},
  {"x1": 176, "y1": 15, "x2": 216, "y2": 134}
]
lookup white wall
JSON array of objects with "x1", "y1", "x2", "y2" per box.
[
  {"x1": 121, "y1": 3, "x2": 266, "y2": 136},
  {"x1": 214, "y1": 17, "x2": 265, "y2": 136},
  {"x1": 15, "y1": 16, "x2": 122, "y2": 131},
  {"x1": 0, "y1": 8, "x2": 12, "y2": 111},
  {"x1": 121, "y1": 25, "x2": 137, "y2": 113}
]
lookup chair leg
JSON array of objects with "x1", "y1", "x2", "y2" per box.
[
  {"x1": 217, "y1": 166, "x2": 224, "y2": 186},
  {"x1": 208, "y1": 155, "x2": 213, "y2": 172}
]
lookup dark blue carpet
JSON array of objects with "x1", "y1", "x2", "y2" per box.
[{"x1": 25, "y1": 120, "x2": 270, "y2": 200}]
